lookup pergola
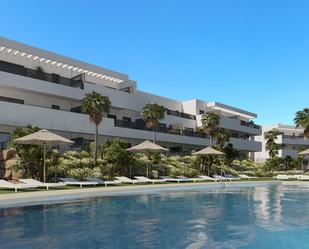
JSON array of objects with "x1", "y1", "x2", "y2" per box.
[{"x1": 0, "y1": 43, "x2": 124, "y2": 84}]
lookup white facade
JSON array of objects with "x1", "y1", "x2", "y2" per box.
[
  {"x1": 255, "y1": 124, "x2": 309, "y2": 162},
  {"x1": 0, "y1": 37, "x2": 262, "y2": 156}
]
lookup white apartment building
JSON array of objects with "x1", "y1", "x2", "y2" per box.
[
  {"x1": 255, "y1": 124, "x2": 309, "y2": 162},
  {"x1": 0, "y1": 37, "x2": 262, "y2": 157}
]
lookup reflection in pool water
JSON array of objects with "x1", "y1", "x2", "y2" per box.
[{"x1": 1, "y1": 184, "x2": 309, "y2": 249}]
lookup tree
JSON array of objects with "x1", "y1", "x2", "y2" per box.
[
  {"x1": 214, "y1": 128, "x2": 230, "y2": 150},
  {"x1": 264, "y1": 130, "x2": 281, "y2": 159},
  {"x1": 294, "y1": 108, "x2": 309, "y2": 139},
  {"x1": 100, "y1": 139, "x2": 138, "y2": 178},
  {"x1": 8, "y1": 125, "x2": 43, "y2": 180},
  {"x1": 142, "y1": 103, "x2": 166, "y2": 143},
  {"x1": 82, "y1": 91, "x2": 111, "y2": 166},
  {"x1": 223, "y1": 143, "x2": 240, "y2": 165},
  {"x1": 201, "y1": 112, "x2": 220, "y2": 146}
]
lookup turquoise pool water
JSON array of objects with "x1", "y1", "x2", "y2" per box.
[{"x1": 0, "y1": 183, "x2": 309, "y2": 249}]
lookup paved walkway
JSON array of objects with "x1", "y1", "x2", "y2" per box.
[{"x1": 0, "y1": 181, "x2": 277, "y2": 208}]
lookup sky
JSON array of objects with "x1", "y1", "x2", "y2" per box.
[{"x1": 0, "y1": 0, "x2": 308, "y2": 125}]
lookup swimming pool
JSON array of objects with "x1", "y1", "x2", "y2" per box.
[{"x1": 0, "y1": 183, "x2": 309, "y2": 249}]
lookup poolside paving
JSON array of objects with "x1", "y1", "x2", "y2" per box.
[{"x1": 0, "y1": 180, "x2": 278, "y2": 208}]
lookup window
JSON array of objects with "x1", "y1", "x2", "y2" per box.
[
  {"x1": 0, "y1": 96, "x2": 24, "y2": 104},
  {"x1": 52, "y1": 105, "x2": 60, "y2": 110},
  {"x1": 199, "y1": 110, "x2": 205, "y2": 114}
]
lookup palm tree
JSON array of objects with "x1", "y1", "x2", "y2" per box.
[
  {"x1": 82, "y1": 91, "x2": 111, "y2": 166},
  {"x1": 264, "y1": 130, "x2": 280, "y2": 159},
  {"x1": 201, "y1": 112, "x2": 220, "y2": 146},
  {"x1": 294, "y1": 108, "x2": 309, "y2": 139},
  {"x1": 142, "y1": 103, "x2": 166, "y2": 143},
  {"x1": 214, "y1": 128, "x2": 230, "y2": 150}
]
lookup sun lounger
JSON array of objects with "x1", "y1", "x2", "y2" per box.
[
  {"x1": 175, "y1": 175, "x2": 205, "y2": 183},
  {"x1": 292, "y1": 175, "x2": 303, "y2": 180},
  {"x1": 0, "y1": 179, "x2": 37, "y2": 192},
  {"x1": 60, "y1": 178, "x2": 98, "y2": 188},
  {"x1": 299, "y1": 175, "x2": 309, "y2": 181},
  {"x1": 115, "y1": 176, "x2": 146, "y2": 184},
  {"x1": 225, "y1": 174, "x2": 241, "y2": 181},
  {"x1": 213, "y1": 175, "x2": 228, "y2": 181},
  {"x1": 160, "y1": 176, "x2": 190, "y2": 183},
  {"x1": 275, "y1": 174, "x2": 294, "y2": 180},
  {"x1": 134, "y1": 176, "x2": 166, "y2": 184},
  {"x1": 238, "y1": 174, "x2": 258, "y2": 180},
  {"x1": 198, "y1": 175, "x2": 217, "y2": 181},
  {"x1": 86, "y1": 177, "x2": 121, "y2": 187},
  {"x1": 20, "y1": 179, "x2": 66, "y2": 190}
]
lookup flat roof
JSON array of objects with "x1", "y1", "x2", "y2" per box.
[
  {"x1": 206, "y1": 102, "x2": 257, "y2": 119},
  {"x1": 0, "y1": 36, "x2": 128, "y2": 83},
  {"x1": 263, "y1": 124, "x2": 303, "y2": 131}
]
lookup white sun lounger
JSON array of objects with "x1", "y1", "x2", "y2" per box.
[
  {"x1": 276, "y1": 174, "x2": 294, "y2": 180},
  {"x1": 238, "y1": 174, "x2": 258, "y2": 179},
  {"x1": 225, "y1": 174, "x2": 241, "y2": 181},
  {"x1": 160, "y1": 176, "x2": 191, "y2": 183},
  {"x1": 198, "y1": 175, "x2": 217, "y2": 181},
  {"x1": 292, "y1": 175, "x2": 303, "y2": 180},
  {"x1": 20, "y1": 179, "x2": 66, "y2": 190},
  {"x1": 60, "y1": 178, "x2": 98, "y2": 188},
  {"x1": 86, "y1": 177, "x2": 121, "y2": 187},
  {"x1": 134, "y1": 176, "x2": 166, "y2": 184},
  {"x1": 175, "y1": 176, "x2": 205, "y2": 183},
  {"x1": 115, "y1": 176, "x2": 146, "y2": 184},
  {"x1": 0, "y1": 180, "x2": 37, "y2": 192},
  {"x1": 299, "y1": 175, "x2": 309, "y2": 181},
  {"x1": 213, "y1": 175, "x2": 228, "y2": 181}
]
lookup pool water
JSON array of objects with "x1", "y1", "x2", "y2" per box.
[{"x1": 1, "y1": 184, "x2": 309, "y2": 249}]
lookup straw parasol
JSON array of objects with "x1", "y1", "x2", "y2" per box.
[
  {"x1": 298, "y1": 149, "x2": 309, "y2": 156},
  {"x1": 127, "y1": 140, "x2": 168, "y2": 177},
  {"x1": 298, "y1": 149, "x2": 309, "y2": 171},
  {"x1": 193, "y1": 146, "x2": 225, "y2": 176},
  {"x1": 13, "y1": 129, "x2": 74, "y2": 182},
  {"x1": 193, "y1": 146, "x2": 225, "y2": 156}
]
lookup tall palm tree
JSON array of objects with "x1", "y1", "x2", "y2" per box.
[
  {"x1": 201, "y1": 112, "x2": 220, "y2": 146},
  {"x1": 214, "y1": 128, "x2": 230, "y2": 150},
  {"x1": 294, "y1": 108, "x2": 309, "y2": 139},
  {"x1": 264, "y1": 130, "x2": 280, "y2": 159},
  {"x1": 142, "y1": 103, "x2": 166, "y2": 143},
  {"x1": 82, "y1": 91, "x2": 111, "y2": 166}
]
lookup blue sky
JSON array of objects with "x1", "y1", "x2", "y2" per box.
[{"x1": 0, "y1": 0, "x2": 308, "y2": 125}]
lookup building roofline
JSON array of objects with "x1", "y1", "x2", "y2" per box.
[
  {"x1": 0, "y1": 36, "x2": 129, "y2": 81},
  {"x1": 206, "y1": 101, "x2": 257, "y2": 119}
]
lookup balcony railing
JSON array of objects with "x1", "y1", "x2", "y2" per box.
[
  {"x1": 282, "y1": 135, "x2": 305, "y2": 140},
  {"x1": 240, "y1": 120, "x2": 260, "y2": 129},
  {"x1": 166, "y1": 109, "x2": 196, "y2": 120},
  {"x1": 114, "y1": 119, "x2": 207, "y2": 138},
  {"x1": 0, "y1": 60, "x2": 84, "y2": 89}
]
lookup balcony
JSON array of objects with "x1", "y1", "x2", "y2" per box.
[
  {"x1": 114, "y1": 119, "x2": 207, "y2": 138},
  {"x1": 0, "y1": 101, "x2": 262, "y2": 151},
  {"x1": 240, "y1": 120, "x2": 260, "y2": 130},
  {"x1": 0, "y1": 60, "x2": 84, "y2": 89},
  {"x1": 166, "y1": 109, "x2": 196, "y2": 120},
  {"x1": 282, "y1": 135, "x2": 305, "y2": 140}
]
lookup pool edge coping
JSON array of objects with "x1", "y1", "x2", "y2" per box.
[{"x1": 0, "y1": 181, "x2": 283, "y2": 209}]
